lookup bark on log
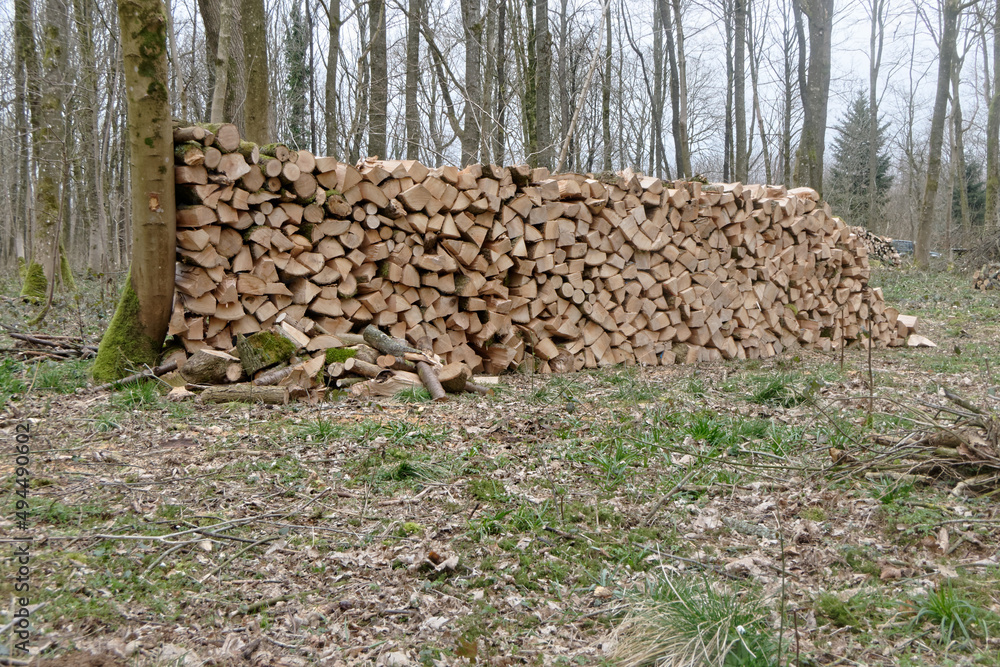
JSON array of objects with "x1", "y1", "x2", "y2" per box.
[
  {"x1": 416, "y1": 361, "x2": 447, "y2": 401},
  {"x1": 199, "y1": 383, "x2": 289, "y2": 404}
]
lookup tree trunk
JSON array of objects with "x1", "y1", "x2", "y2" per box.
[
  {"x1": 242, "y1": 0, "x2": 270, "y2": 144},
  {"x1": 324, "y1": 0, "x2": 340, "y2": 156},
  {"x1": 867, "y1": 0, "x2": 885, "y2": 230},
  {"x1": 952, "y1": 55, "x2": 971, "y2": 238},
  {"x1": 792, "y1": 0, "x2": 833, "y2": 195},
  {"x1": 94, "y1": 0, "x2": 177, "y2": 382},
  {"x1": 781, "y1": 0, "x2": 794, "y2": 185},
  {"x1": 21, "y1": 0, "x2": 69, "y2": 301},
  {"x1": 986, "y1": 4, "x2": 1000, "y2": 231},
  {"x1": 734, "y1": 0, "x2": 747, "y2": 181},
  {"x1": 601, "y1": 1, "x2": 611, "y2": 171},
  {"x1": 535, "y1": 0, "x2": 552, "y2": 168},
  {"x1": 558, "y1": 0, "x2": 570, "y2": 171},
  {"x1": 349, "y1": 0, "x2": 369, "y2": 163},
  {"x1": 199, "y1": 0, "x2": 246, "y2": 132},
  {"x1": 461, "y1": 0, "x2": 483, "y2": 165},
  {"x1": 916, "y1": 0, "x2": 961, "y2": 266},
  {"x1": 14, "y1": 0, "x2": 40, "y2": 277},
  {"x1": 368, "y1": 0, "x2": 387, "y2": 158},
  {"x1": 658, "y1": 0, "x2": 689, "y2": 178},
  {"x1": 495, "y1": 0, "x2": 507, "y2": 164},
  {"x1": 405, "y1": 0, "x2": 422, "y2": 160},
  {"x1": 747, "y1": 0, "x2": 771, "y2": 183},
  {"x1": 210, "y1": 0, "x2": 233, "y2": 124},
  {"x1": 72, "y1": 0, "x2": 110, "y2": 275},
  {"x1": 723, "y1": 0, "x2": 734, "y2": 181}
]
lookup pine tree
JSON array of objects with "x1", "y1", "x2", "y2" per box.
[
  {"x1": 284, "y1": 0, "x2": 311, "y2": 150},
  {"x1": 953, "y1": 159, "x2": 986, "y2": 228},
  {"x1": 825, "y1": 92, "x2": 893, "y2": 226}
]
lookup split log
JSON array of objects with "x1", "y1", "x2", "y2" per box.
[
  {"x1": 438, "y1": 362, "x2": 472, "y2": 393},
  {"x1": 180, "y1": 349, "x2": 243, "y2": 384},
  {"x1": 349, "y1": 371, "x2": 423, "y2": 398}
]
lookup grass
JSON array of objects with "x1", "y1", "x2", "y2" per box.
[
  {"x1": 908, "y1": 582, "x2": 985, "y2": 645},
  {"x1": 613, "y1": 574, "x2": 777, "y2": 667}
]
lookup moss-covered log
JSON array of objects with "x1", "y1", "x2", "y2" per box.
[{"x1": 236, "y1": 331, "x2": 296, "y2": 376}]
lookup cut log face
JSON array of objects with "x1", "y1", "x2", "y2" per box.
[{"x1": 173, "y1": 125, "x2": 897, "y2": 381}]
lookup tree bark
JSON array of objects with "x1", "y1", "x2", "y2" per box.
[
  {"x1": 601, "y1": 0, "x2": 611, "y2": 171},
  {"x1": 93, "y1": 0, "x2": 177, "y2": 382},
  {"x1": 199, "y1": 0, "x2": 246, "y2": 132},
  {"x1": 369, "y1": 0, "x2": 387, "y2": 158},
  {"x1": 495, "y1": 0, "x2": 508, "y2": 164},
  {"x1": 72, "y1": 0, "x2": 110, "y2": 275},
  {"x1": 405, "y1": 0, "x2": 422, "y2": 159},
  {"x1": 461, "y1": 0, "x2": 483, "y2": 165},
  {"x1": 325, "y1": 0, "x2": 340, "y2": 156},
  {"x1": 792, "y1": 0, "x2": 834, "y2": 195},
  {"x1": 985, "y1": 4, "x2": 1000, "y2": 231},
  {"x1": 242, "y1": 0, "x2": 270, "y2": 144},
  {"x1": 952, "y1": 55, "x2": 971, "y2": 238},
  {"x1": 21, "y1": 0, "x2": 69, "y2": 300},
  {"x1": 535, "y1": 0, "x2": 552, "y2": 168},
  {"x1": 734, "y1": 0, "x2": 747, "y2": 181},
  {"x1": 916, "y1": 0, "x2": 962, "y2": 266},
  {"x1": 867, "y1": 0, "x2": 885, "y2": 230},
  {"x1": 210, "y1": 0, "x2": 233, "y2": 124}
]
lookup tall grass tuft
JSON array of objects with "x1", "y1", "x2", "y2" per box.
[{"x1": 612, "y1": 575, "x2": 776, "y2": 667}]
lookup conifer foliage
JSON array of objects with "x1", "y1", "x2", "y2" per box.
[{"x1": 825, "y1": 92, "x2": 893, "y2": 227}]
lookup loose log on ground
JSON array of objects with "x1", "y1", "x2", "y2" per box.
[
  {"x1": 416, "y1": 361, "x2": 447, "y2": 401},
  {"x1": 199, "y1": 383, "x2": 289, "y2": 404}
]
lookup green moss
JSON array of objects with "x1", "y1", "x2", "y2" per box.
[
  {"x1": 20, "y1": 261, "x2": 47, "y2": 301},
  {"x1": 17, "y1": 257, "x2": 27, "y2": 281},
  {"x1": 325, "y1": 347, "x2": 357, "y2": 364},
  {"x1": 299, "y1": 223, "x2": 314, "y2": 241},
  {"x1": 325, "y1": 189, "x2": 342, "y2": 198},
  {"x1": 91, "y1": 273, "x2": 160, "y2": 382},
  {"x1": 59, "y1": 246, "x2": 77, "y2": 292}
]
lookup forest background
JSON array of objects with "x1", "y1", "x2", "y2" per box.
[{"x1": 2, "y1": 0, "x2": 997, "y2": 285}]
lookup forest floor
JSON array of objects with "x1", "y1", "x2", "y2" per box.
[{"x1": 2, "y1": 265, "x2": 1000, "y2": 667}]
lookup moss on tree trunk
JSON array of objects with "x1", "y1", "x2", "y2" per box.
[
  {"x1": 20, "y1": 261, "x2": 47, "y2": 301},
  {"x1": 92, "y1": 273, "x2": 159, "y2": 382}
]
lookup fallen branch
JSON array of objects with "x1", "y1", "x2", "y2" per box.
[{"x1": 91, "y1": 361, "x2": 179, "y2": 393}]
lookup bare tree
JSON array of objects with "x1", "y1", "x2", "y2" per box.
[
  {"x1": 324, "y1": 0, "x2": 341, "y2": 156},
  {"x1": 369, "y1": 0, "x2": 387, "y2": 157},
  {"x1": 734, "y1": 0, "x2": 747, "y2": 181},
  {"x1": 94, "y1": 0, "x2": 176, "y2": 381},
  {"x1": 21, "y1": 0, "x2": 70, "y2": 301},
  {"x1": 791, "y1": 0, "x2": 833, "y2": 195},
  {"x1": 916, "y1": 0, "x2": 970, "y2": 265}
]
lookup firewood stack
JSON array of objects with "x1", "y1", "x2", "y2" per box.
[
  {"x1": 170, "y1": 123, "x2": 900, "y2": 373},
  {"x1": 973, "y1": 263, "x2": 1000, "y2": 290}
]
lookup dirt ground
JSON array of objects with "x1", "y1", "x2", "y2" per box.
[{"x1": 2, "y1": 266, "x2": 1000, "y2": 666}]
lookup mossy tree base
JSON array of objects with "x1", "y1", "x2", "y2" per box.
[{"x1": 92, "y1": 274, "x2": 160, "y2": 382}]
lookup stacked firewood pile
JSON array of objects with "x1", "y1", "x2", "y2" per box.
[
  {"x1": 169, "y1": 123, "x2": 902, "y2": 377},
  {"x1": 973, "y1": 263, "x2": 1000, "y2": 290},
  {"x1": 848, "y1": 224, "x2": 902, "y2": 267}
]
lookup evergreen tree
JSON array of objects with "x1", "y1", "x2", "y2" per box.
[
  {"x1": 284, "y1": 0, "x2": 311, "y2": 150},
  {"x1": 953, "y1": 159, "x2": 986, "y2": 228},
  {"x1": 825, "y1": 92, "x2": 893, "y2": 226}
]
